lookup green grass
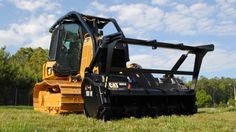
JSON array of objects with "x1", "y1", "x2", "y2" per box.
[{"x1": 0, "y1": 106, "x2": 236, "y2": 132}]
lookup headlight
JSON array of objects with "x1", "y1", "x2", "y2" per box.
[{"x1": 47, "y1": 67, "x2": 52, "y2": 75}]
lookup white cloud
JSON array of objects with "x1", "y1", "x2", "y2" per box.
[
  {"x1": 216, "y1": 0, "x2": 236, "y2": 20},
  {"x1": 87, "y1": 1, "x2": 236, "y2": 36},
  {"x1": 165, "y1": 2, "x2": 225, "y2": 35},
  {"x1": 0, "y1": 0, "x2": 62, "y2": 49},
  {"x1": 164, "y1": 12, "x2": 196, "y2": 35},
  {"x1": 25, "y1": 34, "x2": 51, "y2": 48},
  {"x1": 129, "y1": 47, "x2": 236, "y2": 73},
  {"x1": 110, "y1": 4, "x2": 164, "y2": 33},
  {"x1": 190, "y1": 3, "x2": 215, "y2": 18},
  {"x1": 89, "y1": 2, "x2": 164, "y2": 38},
  {"x1": 10, "y1": 0, "x2": 60, "y2": 11},
  {"x1": 0, "y1": 14, "x2": 56, "y2": 49},
  {"x1": 163, "y1": 2, "x2": 215, "y2": 35},
  {"x1": 151, "y1": 0, "x2": 169, "y2": 6},
  {"x1": 129, "y1": 49, "x2": 185, "y2": 70},
  {"x1": 202, "y1": 48, "x2": 236, "y2": 71},
  {"x1": 91, "y1": 1, "x2": 107, "y2": 12}
]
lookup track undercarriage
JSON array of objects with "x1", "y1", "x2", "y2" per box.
[{"x1": 33, "y1": 80, "x2": 83, "y2": 114}]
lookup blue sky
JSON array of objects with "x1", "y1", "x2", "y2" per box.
[{"x1": 0, "y1": 0, "x2": 235, "y2": 79}]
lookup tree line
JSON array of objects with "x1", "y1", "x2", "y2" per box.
[
  {"x1": 0, "y1": 47, "x2": 47, "y2": 105},
  {"x1": 0, "y1": 47, "x2": 235, "y2": 107},
  {"x1": 194, "y1": 76, "x2": 236, "y2": 107}
]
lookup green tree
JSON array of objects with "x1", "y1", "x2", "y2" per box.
[
  {"x1": 228, "y1": 98, "x2": 236, "y2": 107},
  {"x1": 0, "y1": 47, "x2": 17, "y2": 105},
  {"x1": 196, "y1": 89, "x2": 212, "y2": 107},
  {"x1": 28, "y1": 47, "x2": 48, "y2": 82},
  {"x1": 10, "y1": 47, "x2": 48, "y2": 105},
  {"x1": 0, "y1": 47, "x2": 48, "y2": 105},
  {"x1": 196, "y1": 76, "x2": 236, "y2": 106}
]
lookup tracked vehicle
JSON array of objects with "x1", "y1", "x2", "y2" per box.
[{"x1": 33, "y1": 11, "x2": 214, "y2": 119}]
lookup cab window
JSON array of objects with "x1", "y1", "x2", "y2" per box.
[{"x1": 55, "y1": 23, "x2": 83, "y2": 75}]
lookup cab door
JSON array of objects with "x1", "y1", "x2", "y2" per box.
[{"x1": 49, "y1": 22, "x2": 84, "y2": 76}]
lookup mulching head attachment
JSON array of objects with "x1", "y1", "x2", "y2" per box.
[{"x1": 82, "y1": 32, "x2": 214, "y2": 120}]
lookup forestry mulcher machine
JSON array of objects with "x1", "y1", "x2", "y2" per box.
[{"x1": 33, "y1": 11, "x2": 214, "y2": 119}]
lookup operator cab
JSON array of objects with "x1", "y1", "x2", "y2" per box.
[
  {"x1": 48, "y1": 14, "x2": 129, "y2": 76},
  {"x1": 49, "y1": 21, "x2": 85, "y2": 76}
]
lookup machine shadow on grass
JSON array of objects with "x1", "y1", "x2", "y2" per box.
[{"x1": 58, "y1": 106, "x2": 236, "y2": 121}]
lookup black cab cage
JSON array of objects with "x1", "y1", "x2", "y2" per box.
[
  {"x1": 49, "y1": 11, "x2": 123, "y2": 54},
  {"x1": 87, "y1": 32, "x2": 214, "y2": 89}
]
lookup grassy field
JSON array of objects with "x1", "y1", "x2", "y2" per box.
[{"x1": 0, "y1": 106, "x2": 236, "y2": 132}]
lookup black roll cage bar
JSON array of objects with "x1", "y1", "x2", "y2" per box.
[{"x1": 49, "y1": 11, "x2": 123, "y2": 54}]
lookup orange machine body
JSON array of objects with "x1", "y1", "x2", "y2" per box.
[{"x1": 33, "y1": 36, "x2": 94, "y2": 114}]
